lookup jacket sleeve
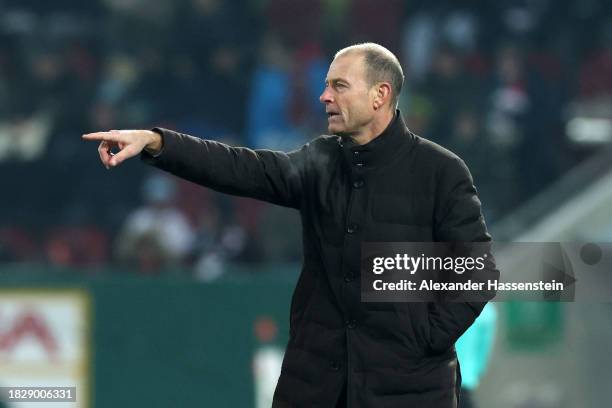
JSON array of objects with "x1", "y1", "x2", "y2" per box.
[
  {"x1": 140, "y1": 128, "x2": 306, "y2": 209},
  {"x1": 428, "y1": 156, "x2": 499, "y2": 354}
]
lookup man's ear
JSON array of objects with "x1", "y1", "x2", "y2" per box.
[{"x1": 373, "y1": 82, "x2": 392, "y2": 110}]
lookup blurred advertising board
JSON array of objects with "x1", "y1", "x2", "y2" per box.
[{"x1": 0, "y1": 290, "x2": 90, "y2": 408}]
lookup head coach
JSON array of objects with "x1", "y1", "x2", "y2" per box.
[{"x1": 84, "y1": 43, "x2": 498, "y2": 407}]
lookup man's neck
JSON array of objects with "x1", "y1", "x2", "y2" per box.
[{"x1": 349, "y1": 109, "x2": 395, "y2": 146}]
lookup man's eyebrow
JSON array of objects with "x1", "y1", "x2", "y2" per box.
[{"x1": 325, "y1": 78, "x2": 349, "y2": 85}]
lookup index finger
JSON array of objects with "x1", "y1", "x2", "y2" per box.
[{"x1": 82, "y1": 131, "x2": 120, "y2": 142}]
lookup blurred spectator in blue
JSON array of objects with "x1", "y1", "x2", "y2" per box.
[
  {"x1": 456, "y1": 302, "x2": 498, "y2": 408},
  {"x1": 246, "y1": 33, "x2": 305, "y2": 150},
  {"x1": 115, "y1": 173, "x2": 195, "y2": 273},
  {"x1": 289, "y1": 42, "x2": 328, "y2": 138}
]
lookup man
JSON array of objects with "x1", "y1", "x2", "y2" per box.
[{"x1": 83, "y1": 43, "x2": 497, "y2": 407}]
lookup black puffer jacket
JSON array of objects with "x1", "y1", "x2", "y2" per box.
[{"x1": 142, "y1": 111, "x2": 497, "y2": 408}]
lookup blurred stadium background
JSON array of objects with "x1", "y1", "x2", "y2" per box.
[{"x1": 0, "y1": 0, "x2": 611, "y2": 407}]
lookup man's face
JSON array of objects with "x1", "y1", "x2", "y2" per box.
[{"x1": 319, "y1": 53, "x2": 376, "y2": 136}]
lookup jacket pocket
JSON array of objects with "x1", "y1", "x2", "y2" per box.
[
  {"x1": 393, "y1": 302, "x2": 457, "y2": 357},
  {"x1": 426, "y1": 302, "x2": 457, "y2": 355}
]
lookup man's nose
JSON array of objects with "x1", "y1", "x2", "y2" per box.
[{"x1": 319, "y1": 88, "x2": 333, "y2": 104}]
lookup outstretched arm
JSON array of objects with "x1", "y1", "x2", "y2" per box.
[{"x1": 82, "y1": 128, "x2": 306, "y2": 209}]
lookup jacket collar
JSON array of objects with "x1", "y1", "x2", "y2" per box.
[{"x1": 338, "y1": 110, "x2": 415, "y2": 169}]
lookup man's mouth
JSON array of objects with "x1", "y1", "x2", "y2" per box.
[{"x1": 327, "y1": 112, "x2": 340, "y2": 119}]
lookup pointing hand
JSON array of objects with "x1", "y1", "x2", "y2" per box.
[{"x1": 82, "y1": 129, "x2": 162, "y2": 169}]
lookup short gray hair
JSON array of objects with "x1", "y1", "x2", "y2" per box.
[{"x1": 335, "y1": 43, "x2": 404, "y2": 108}]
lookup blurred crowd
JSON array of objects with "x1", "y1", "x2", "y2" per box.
[{"x1": 1, "y1": 0, "x2": 611, "y2": 276}]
